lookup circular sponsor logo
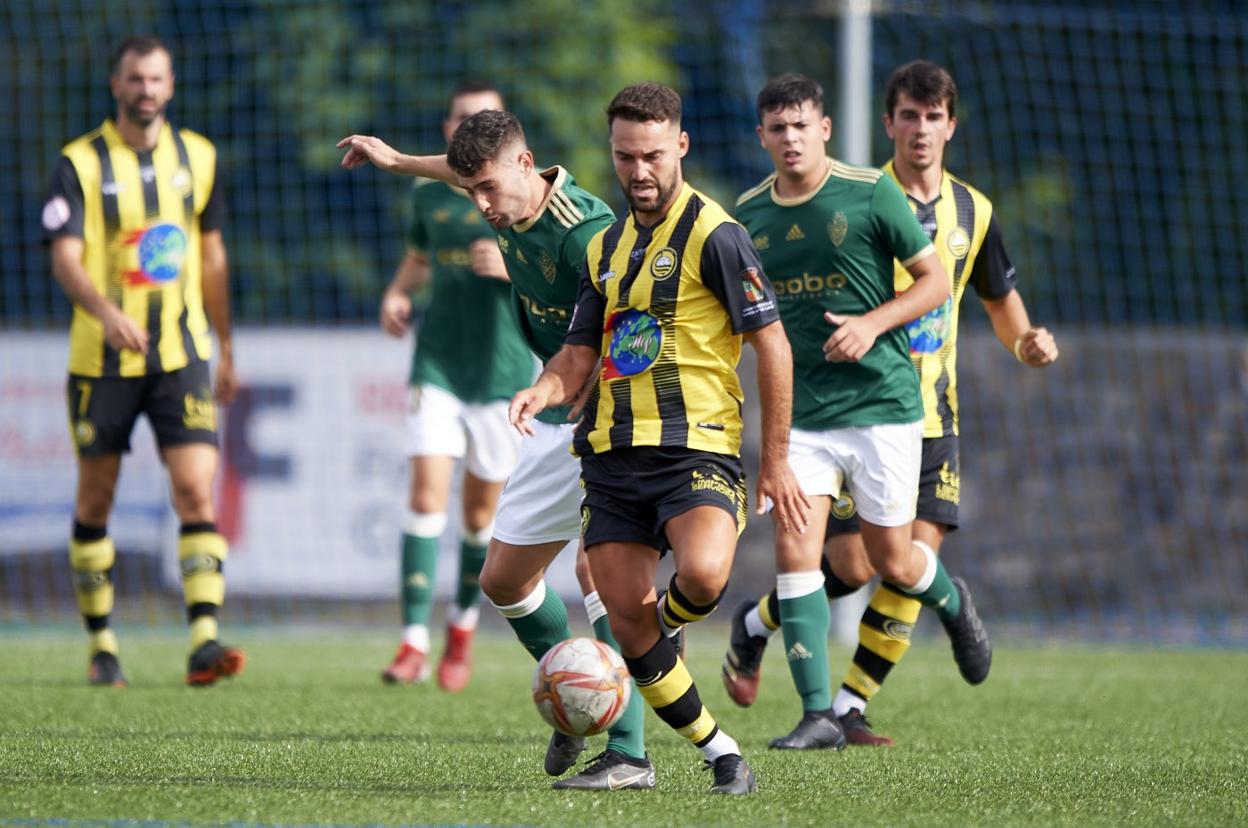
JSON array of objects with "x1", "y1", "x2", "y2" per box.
[
  {"x1": 607, "y1": 309, "x2": 662, "y2": 377},
  {"x1": 74, "y1": 419, "x2": 97, "y2": 447},
  {"x1": 42, "y1": 196, "x2": 71, "y2": 232},
  {"x1": 179, "y1": 553, "x2": 220, "y2": 577},
  {"x1": 649, "y1": 247, "x2": 678, "y2": 280},
  {"x1": 171, "y1": 166, "x2": 193, "y2": 197},
  {"x1": 882, "y1": 619, "x2": 914, "y2": 640},
  {"x1": 831, "y1": 492, "x2": 857, "y2": 520},
  {"x1": 946, "y1": 226, "x2": 970, "y2": 259},
  {"x1": 137, "y1": 223, "x2": 188, "y2": 283}
]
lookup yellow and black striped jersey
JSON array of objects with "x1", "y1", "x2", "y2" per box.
[
  {"x1": 886, "y1": 161, "x2": 1017, "y2": 437},
  {"x1": 43, "y1": 119, "x2": 222, "y2": 378},
  {"x1": 566, "y1": 183, "x2": 780, "y2": 458}
]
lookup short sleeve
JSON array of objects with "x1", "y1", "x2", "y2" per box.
[
  {"x1": 699, "y1": 222, "x2": 781, "y2": 334},
  {"x1": 968, "y1": 213, "x2": 1018, "y2": 300},
  {"x1": 558, "y1": 217, "x2": 611, "y2": 284},
  {"x1": 563, "y1": 263, "x2": 607, "y2": 349},
  {"x1": 200, "y1": 174, "x2": 225, "y2": 232},
  {"x1": 41, "y1": 156, "x2": 85, "y2": 243},
  {"x1": 871, "y1": 175, "x2": 933, "y2": 266},
  {"x1": 406, "y1": 182, "x2": 432, "y2": 253}
]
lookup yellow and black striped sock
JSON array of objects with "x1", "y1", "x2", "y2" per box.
[
  {"x1": 179, "y1": 522, "x2": 227, "y2": 649},
  {"x1": 69, "y1": 521, "x2": 118, "y2": 655},
  {"x1": 660, "y1": 576, "x2": 724, "y2": 632},
  {"x1": 841, "y1": 582, "x2": 921, "y2": 703},
  {"x1": 624, "y1": 635, "x2": 720, "y2": 748}
]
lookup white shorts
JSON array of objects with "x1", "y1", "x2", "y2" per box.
[
  {"x1": 405, "y1": 384, "x2": 520, "y2": 483},
  {"x1": 788, "y1": 420, "x2": 923, "y2": 527},
  {"x1": 492, "y1": 420, "x2": 584, "y2": 545}
]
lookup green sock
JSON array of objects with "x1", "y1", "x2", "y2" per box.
[
  {"x1": 593, "y1": 615, "x2": 647, "y2": 761},
  {"x1": 455, "y1": 540, "x2": 488, "y2": 612},
  {"x1": 780, "y1": 588, "x2": 833, "y2": 712},
  {"x1": 904, "y1": 552, "x2": 961, "y2": 623},
  {"x1": 401, "y1": 533, "x2": 440, "y2": 626},
  {"x1": 504, "y1": 585, "x2": 572, "y2": 662}
]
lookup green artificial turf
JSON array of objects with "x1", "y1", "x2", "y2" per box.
[{"x1": 0, "y1": 630, "x2": 1244, "y2": 827}]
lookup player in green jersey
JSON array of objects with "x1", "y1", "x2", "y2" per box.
[
  {"x1": 723, "y1": 62, "x2": 1058, "y2": 746},
  {"x1": 728, "y1": 73, "x2": 991, "y2": 750},
  {"x1": 377, "y1": 83, "x2": 534, "y2": 692},
  {"x1": 340, "y1": 112, "x2": 652, "y2": 790}
]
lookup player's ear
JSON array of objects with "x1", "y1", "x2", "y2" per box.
[
  {"x1": 820, "y1": 115, "x2": 832, "y2": 141},
  {"x1": 518, "y1": 148, "x2": 534, "y2": 174},
  {"x1": 756, "y1": 123, "x2": 766, "y2": 149},
  {"x1": 946, "y1": 115, "x2": 957, "y2": 140},
  {"x1": 882, "y1": 112, "x2": 895, "y2": 140},
  {"x1": 678, "y1": 130, "x2": 690, "y2": 158}
]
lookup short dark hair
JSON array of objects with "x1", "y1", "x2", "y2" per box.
[
  {"x1": 756, "y1": 73, "x2": 824, "y2": 122},
  {"x1": 111, "y1": 36, "x2": 171, "y2": 75},
  {"x1": 606, "y1": 82, "x2": 682, "y2": 127},
  {"x1": 885, "y1": 60, "x2": 958, "y2": 119},
  {"x1": 446, "y1": 109, "x2": 526, "y2": 177},
  {"x1": 447, "y1": 80, "x2": 504, "y2": 115}
]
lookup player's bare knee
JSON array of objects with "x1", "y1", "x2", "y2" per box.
[
  {"x1": 674, "y1": 565, "x2": 728, "y2": 606},
  {"x1": 461, "y1": 505, "x2": 494, "y2": 535},
  {"x1": 170, "y1": 481, "x2": 214, "y2": 523},
  {"x1": 834, "y1": 556, "x2": 875, "y2": 588}
]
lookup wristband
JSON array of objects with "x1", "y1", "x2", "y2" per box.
[{"x1": 1013, "y1": 334, "x2": 1026, "y2": 363}]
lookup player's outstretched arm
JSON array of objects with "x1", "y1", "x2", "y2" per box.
[
  {"x1": 336, "y1": 135, "x2": 455, "y2": 183},
  {"x1": 823, "y1": 251, "x2": 950, "y2": 363},
  {"x1": 508, "y1": 344, "x2": 599, "y2": 436},
  {"x1": 981, "y1": 290, "x2": 1060, "y2": 367},
  {"x1": 747, "y1": 321, "x2": 811, "y2": 535}
]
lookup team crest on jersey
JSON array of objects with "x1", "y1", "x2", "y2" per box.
[
  {"x1": 650, "y1": 247, "x2": 678, "y2": 280},
  {"x1": 828, "y1": 211, "x2": 848, "y2": 247},
  {"x1": 946, "y1": 226, "x2": 970, "y2": 259},
  {"x1": 122, "y1": 222, "x2": 188, "y2": 286},
  {"x1": 740, "y1": 267, "x2": 766, "y2": 303},
  {"x1": 906, "y1": 297, "x2": 951, "y2": 354},
  {"x1": 602, "y1": 309, "x2": 661, "y2": 380},
  {"x1": 497, "y1": 236, "x2": 510, "y2": 254},
  {"x1": 539, "y1": 250, "x2": 557, "y2": 283},
  {"x1": 170, "y1": 166, "x2": 193, "y2": 198},
  {"x1": 432, "y1": 208, "x2": 452, "y2": 223},
  {"x1": 752, "y1": 234, "x2": 770, "y2": 252}
]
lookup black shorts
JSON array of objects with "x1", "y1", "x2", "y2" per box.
[
  {"x1": 67, "y1": 362, "x2": 218, "y2": 457},
  {"x1": 579, "y1": 446, "x2": 746, "y2": 554},
  {"x1": 826, "y1": 435, "x2": 960, "y2": 538}
]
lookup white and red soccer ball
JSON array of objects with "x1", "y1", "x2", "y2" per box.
[{"x1": 532, "y1": 637, "x2": 631, "y2": 737}]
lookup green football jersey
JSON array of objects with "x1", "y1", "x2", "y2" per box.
[
  {"x1": 496, "y1": 166, "x2": 615, "y2": 424},
  {"x1": 735, "y1": 158, "x2": 934, "y2": 430},
  {"x1": 407, "y1": 180, "x2": 534, "y2": 402}
]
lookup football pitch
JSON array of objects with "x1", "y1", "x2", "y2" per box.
[{"x1": 1, "y1": 631, "x2": 1244, "y2": 827}]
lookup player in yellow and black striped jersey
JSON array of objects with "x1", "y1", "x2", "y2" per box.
[
  {"x1": 724, "y1": 62, "x2": 1059, "y2": 748},
  {"x1": 42, "y1": 37, "x2": 244, "y2": 688},
  {"x1": 510, "y1": 83, "x2": 809, "y2": 795}
]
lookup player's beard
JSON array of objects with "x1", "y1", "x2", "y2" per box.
[
  {"x1": 123, "y1": 98, "x2": 165, "y2": 127},
  {"x1": 625, "y1": 169, "x2": 679, "y2": 214}
]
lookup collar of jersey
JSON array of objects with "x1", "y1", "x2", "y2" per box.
[
  {"x1": 628, "y1": 181, "x2": 694, "y2": 233},
  {"x1": 885, "y1": 158, "x2": 950, "y2": 210},
  {"x1": 768, "y1": 158, "x2": 835, "y2": 207},
  {"x1": 100, "y1": 117, "x2": 172, "y2": 155},
  {"x1": 513, "y1": 165, "x2": 569, "y2": 233}
]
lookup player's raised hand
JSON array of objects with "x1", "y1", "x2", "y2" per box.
[
  {"x1": 337, "y1": 135, "x2": 400, "y2": 171},
  {"x1": 469, "y1": 238, "x2": 508, "y2": 281},
  {"x1": 102, "y1": 306, "x2": 149, "y2": 354},
  {"x1": 214, "y1": 352, "x2": 238, "y2": 406},
  {"x1": 757, "y1": 457, "x2": 811, "y2": 535},
  {"x1": 509, "y1": 385, "x2": 551, "y2": 437},
  {"x1": 1016, "y1": 326, "x2": 1059, "y2": 367},
  {"x1": 822, "y1": 312, "x2": 880, "y2": 362},
  {"x1": 379, "y1": 288, "x2": 412, "y2": 337}
]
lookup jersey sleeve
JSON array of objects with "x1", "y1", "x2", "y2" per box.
[
  {"x1": 968, "y1": 212, "x2": 1018, "y2": 300},
  {"x1": 871, "y1": 175, "x2": 934, "y2": 267},
  {"x1": 563, "y1": 262, "x2": 606, "y2": 349},
  {"x1": 41, "y1": 156, "x2": 85, "y2": 243},
  {"x1": 200, "y1": 173, "x2": 225, "y2": 232},
  {"x1": 558, "y1": 216, "x2": 612, "y2": 283},
  {"x1": 406, "y1": 182, "x2": 432, "y2": 253},
  {"x1": 699, "y1": 221, "x2": 781, "y2": 334}
]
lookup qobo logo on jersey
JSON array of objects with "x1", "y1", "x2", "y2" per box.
[
  {"x1": 123, "y1": 222, "x2": 188, "y2": 286},
  {"x1": 602, "y1": 309, "x2": 661, "y2": 380}
]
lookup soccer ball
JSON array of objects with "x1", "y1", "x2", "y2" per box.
[{"x1": 532, "y1": 637, "x2": 631, "y2": 737}]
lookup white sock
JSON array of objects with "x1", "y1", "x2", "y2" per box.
[
  {"x1": 776, "y1": 570, "x2": 825, "y2": 600},
  {"x1": 899, "y1": 540, "x2": 938, "y2": 595},
  {"x1": 491, "y1": 580, "x2": 547, "y2": 619},
  {"x1": 833, "y1": 687, "x2": 867, "y2": 719},
  {"x1": 699, "y1": 729, "x2": 741, "y2": 762},
  {"x1": 448, "y1": 604, "x2": 480, "y2": 630},
  {"x1": 657, "y1": 595, "x2": 684, "y2": 639},
  {"x1": 583, "y1": 590, "x2": 608, "y2": 625},
  {"x1": 744, "y1": 605, "x2": 774, "y2": 640},
  {"x1": 402, "y1": 624, "x2": 430, "y2": 651},
  {"x1": 403, "y1": 510, "x2": 448, "y2": 537}
]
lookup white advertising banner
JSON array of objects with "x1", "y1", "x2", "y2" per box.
[{"x1": 0, "y1": 329, "x2": 578, "y2": 599}]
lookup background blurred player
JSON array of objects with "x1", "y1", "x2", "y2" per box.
[
  {"x1": 377, "y1": 82, "x2": 534, "y2": 693},
  {"x1": 43, "y1": 36, "x2": 243, "y2": 687}
]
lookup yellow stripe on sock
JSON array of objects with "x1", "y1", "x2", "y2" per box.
[
  {"x1": 757, "y1": 594, "x2": 779, "y2": 631},
  {"x1": 90, "y1": 628, "x2": 119, "y2": 656},
  {"x1": 870, "y1": 587, "x2": 922, "y2": 624},
  {"x1": 190, "y1": 616, "x2": 218, "y2": 649},
  {"x1": 636, "y1": 657, "x2": 695, "y2": 708},
  {"x1": 664, "y1": 592, "x2": 709, "y2": 624},
  {"x1": 844, "y1": 665, "x2": 882, "y2": 700},
  {"x1": 860, "y1": 625, "x2": 911, "y2": 663},
  {"x1": 179, "y1": 532, "x2": 227, "y2": 606},
  {"x1": 676, "y1": 706, "x2": 718, "y2": 745},
  {"x1": 69, "y1": 537, "x2": 115, "y2": 618}
]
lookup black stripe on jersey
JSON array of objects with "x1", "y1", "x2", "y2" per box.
[
  {"x1": 596, "y1": 217, "x2": 627, "y2": 282},
  {"x1": 170, "y1": 129, "x2": 200, "y2": 365},
  {"x1": 616, "y1": 224, "x2": 654, "y2": 307},
  {"x1": 937, "y1": 181, "x2": 977, "y2": 436},
  {"x1": 137, "y1": 149, "x2": 164, "y2": 374},
  {"x1": 91, "y1": 135, "x2": 122, "y2": 377},
  {"x1": 607, "y1": 379, "x2": 634, "y2": 450},
  {"x1": 650, "y1": 195, "x2": 702, "y2": 446},
  {"x1": 850, "y1": 643, "x2": 896, "y2": 684}
]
